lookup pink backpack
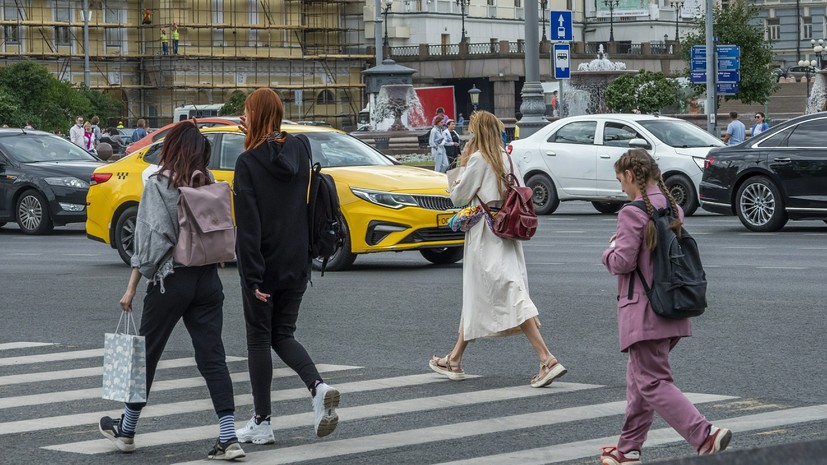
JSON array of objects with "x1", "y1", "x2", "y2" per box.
[{"x1": 172, "y1": 171, "x2": 236, "y2": 266}]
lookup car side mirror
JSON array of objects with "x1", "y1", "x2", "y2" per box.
[{"x1": 629, "y1": 138, "x2": 651, "y2": 150}]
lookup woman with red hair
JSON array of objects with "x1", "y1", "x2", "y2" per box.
[{"x1": 233, "y1": 88, "x2": 340, "y2": 446}]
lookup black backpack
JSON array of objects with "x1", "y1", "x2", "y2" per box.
[
  {"x1": 628, "y1": 201, "x2": 707, "y2": 319},
  {"x1": 297, "y1": 134, "x2": 345, "y2": 275}
]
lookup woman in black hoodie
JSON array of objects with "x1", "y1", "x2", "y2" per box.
[{"x1": 233, "y1": 88, "x2": 340, "y2": 445}]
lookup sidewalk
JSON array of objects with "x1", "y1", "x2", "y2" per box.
[{"x1": 659, "y1": 437, "x2": 827, "y2": 464}]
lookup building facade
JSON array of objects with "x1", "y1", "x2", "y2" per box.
[{"x1": 752, "y1": 0, "x2": 827, "y2": 68}]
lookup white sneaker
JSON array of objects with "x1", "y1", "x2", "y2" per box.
[
  {"x1": 312, "y1": 383, "x2": 340, "y2": 437},
  {"x1": 236, "y1": 416, "x2": 275, "y2": 445}
]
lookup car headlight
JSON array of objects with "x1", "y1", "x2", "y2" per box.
[
  {"x1": 44, "y1": 177, "x2": 89, "y2": 189},
  {"x1": 351, "y1": 188, "x2": 419, "y2": 209},
  {"x1": 692, "y1": 157, "x2": 705, "y2": 170}
]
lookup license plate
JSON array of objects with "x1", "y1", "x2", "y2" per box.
[{"x1": 437, "y1": 213, "x2": 454, "y2": 227}]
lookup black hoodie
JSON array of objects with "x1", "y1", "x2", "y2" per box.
[{"x1": 234, "y1": 133, "x2": 310, "y2": 291}]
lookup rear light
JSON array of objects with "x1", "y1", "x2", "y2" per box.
[
  {"x1": 704, "y1": 157, "x2": 715, "y2": 169},
  {"x1": 90, "y1": 173, "x2": 113, "y2": 186},
  {"x1": 506, "y1": 144, "x2": 513, "y2": 155}
]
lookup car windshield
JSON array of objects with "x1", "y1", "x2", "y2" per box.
[
  {"x1": 637, "y1": 120, "x2": 724, "y2": 148},
  {"x1": 304, "y1": 132, "x2": 394, "y2": 167},
  {"x1": 0, "y1": 133, "x2": 98, "y2": 163}
]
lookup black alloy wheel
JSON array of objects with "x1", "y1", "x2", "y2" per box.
[
  {"x1": 16, "y1": 190, "x2": 54, "y2": 235},
  {"x1": 735, "y1": 176, "x2": 788, "y2": 232},
  {"x1": 526, "y1": 174, "x2": 560, "y2": 215},
  {"x1": 419, "y1": 247, "x2": 464, "y2": 265},
  {"x1": 665, "y1": 175, "x2": 699, "y2": 216},
  {"x1": 115, "y1": 206, "x2": 138, "y2": 265}
]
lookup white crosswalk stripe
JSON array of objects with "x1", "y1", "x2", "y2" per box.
[{"x1": 0, "y1": 342, "x2": 824, "y2": 464}]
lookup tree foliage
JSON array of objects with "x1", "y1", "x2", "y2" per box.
[
  {"x1": 605, "y1": 71, "x2": 680, "y2": 113},
  {"x1": 0, "y1": 60, "x2": 122, "y2": 133},
  {"x1": 680, "y1": 2, "x2": 777, "y2": 105},
  {"x1": 220, "y1": 90, "x2": 248, "y2": 116}
]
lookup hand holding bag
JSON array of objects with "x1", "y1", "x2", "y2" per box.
[
  {"x1": 102, "y1": 311, "x2": 147, "y2": 403},
  {"x1": 476, "y1": 153, "x2": 538, "y2": 240}
]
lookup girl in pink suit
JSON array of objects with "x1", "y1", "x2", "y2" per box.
[{"x1": 599, "y1": 149, "x2": 731, "y2": 465}]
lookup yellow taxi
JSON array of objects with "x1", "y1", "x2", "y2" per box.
[{"x1": 85, "y1": 124, "x2": 463, "y2": 271}]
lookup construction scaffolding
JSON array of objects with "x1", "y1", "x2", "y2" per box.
[{"x1": 0, "y1": 0, "x2": 370, "y2": 129}]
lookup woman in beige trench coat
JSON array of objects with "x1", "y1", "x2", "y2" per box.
[{"x1": 428, "y1": 111, "x2": 567, "y2": 388}]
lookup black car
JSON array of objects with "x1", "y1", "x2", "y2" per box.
[
  {"x1": 0, "y1": 129, "x2": 104, "y2": 234},
  {"x1": 699, "y1": 113, "x2": 827, "y2": 232}
]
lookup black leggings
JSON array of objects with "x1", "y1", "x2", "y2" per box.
[
  {"x1": 242, "y1": 284, "x2": 321, "y2": 417},
  {"x1": 127, "y1": 265, "x2": 235, "y2": 417}
]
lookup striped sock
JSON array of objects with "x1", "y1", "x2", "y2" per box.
[
  {"x1": 218, "y1": 415, "x2": 236, "y2": 443},
  {"x1": 120, "y1": 406, "x2": 141, "y2": 435}
]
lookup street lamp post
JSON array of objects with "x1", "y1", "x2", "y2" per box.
[
  {"x1": 798, "y1": 59, "x2": 817, "y2": 98},
  {"x1": 468, "y1": 84, "x2": 481, "y2": 113},
  {"x1": 604, "y1": 0, "x2": 619, "y2": 43},
  {"x1": 813, "y1": 38, "x2": 825, "y2": 69},
  {"x1": 383, "y1": 0, "x2": 392, "y2": 48},
  {"x1": 670, "y1": 0, "x2": 684, "y2": 42},
  {"x1": 540, "y1": 0, "x2": 548, "y2": 43},
  {"x1": 456, "y1": 0, "x2": 470, "y2": 44}
]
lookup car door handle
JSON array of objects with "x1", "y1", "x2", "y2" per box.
[
  {"x1": 599, "y1": 154, "x2": 611, "y2": 159},
  {"x1": 545, "y1": 151, "x2": 556, "y2": 157},
  {"x1": 774, "y1": 157, "x2": 791, "y2": 163}
]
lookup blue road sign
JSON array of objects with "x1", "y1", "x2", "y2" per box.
[
  {"x1": 550, "y1": 11, "x2": 573, "y2": 41},
  {"x1": 690, "y1": 71, "x2": 741, "y2": 84},
  {"x1": 690, "y1": 46, "x2": 706, "y2": 72},
  {"x1": 553, "y1": 43, "x2": 571, "y2": 79},
  {"x1": 717, "y1": 82, "x2": 739, "y2": 95}
]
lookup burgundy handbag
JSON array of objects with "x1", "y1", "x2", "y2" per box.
[{"x1": 476, "y1": 153, "x2": 538, "y2": 240}]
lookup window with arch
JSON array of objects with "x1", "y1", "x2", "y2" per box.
[{"x1": 316, "y1": 90, "x2": 335, "y2": 104}]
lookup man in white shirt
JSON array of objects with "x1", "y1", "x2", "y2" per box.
[{"x1": 69, "y1": 116, "x2": 85, "y2": 148}]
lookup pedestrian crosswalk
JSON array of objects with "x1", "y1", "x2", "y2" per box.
[{"x1": 2, "y1": 341, "x2": 827, "y2": 465}]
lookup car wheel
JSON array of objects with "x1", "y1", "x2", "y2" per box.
[
  {"x1": 312, "y1": 215, "x2": 357, "y2": 272},
  {"x1": 0, "y1": 222, "x2": 5, "y2": 228},
  {"x1": 115, "y1": 206, "x2": 138, "y2": 265},
  {"x1": 735, "y1": 176, "x2": 788, "y2": 232},
  {"x1": 526, "y1": 174, "x2": 560, "y2": 215},
  {"x1": 16, "y1": 190, "x2": 54, "y2": 235},
  {"x1": 591, "y1": 201, "x2": 625, "y2": 214},
  {"x1": 665, "y1": 175, "x2": 699, "y2": 216},
  {"x1": 420, "y1": 246, "x2": 463, "y2": 265}
]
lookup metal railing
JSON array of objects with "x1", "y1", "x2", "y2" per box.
[
  {"x1": 389, "y1": 41, "x2": 674, "y2": 59},
  {"x1": 391, "y1": 45, "x2": 418, "y2": 57}
]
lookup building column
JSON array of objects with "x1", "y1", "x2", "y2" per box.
[{"x1": 492, "y1": 77, "x2": 516, "y2": 119}]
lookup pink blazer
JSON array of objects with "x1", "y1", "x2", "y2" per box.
[{"x1": 602, "y1": 185, "x2": 692, "y2": 352}]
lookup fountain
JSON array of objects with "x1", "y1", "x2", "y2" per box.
[
  {"x1": 560, "y1": 45, "x2": 636, "y2": 117},
  {"x1": 805, "y1": 70, "x2": 827, "y2": 114},
  {"x1": 373, "y1": 84, "x2": 426, "y2": 131}
]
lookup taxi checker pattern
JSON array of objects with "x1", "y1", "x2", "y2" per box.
[{"x1": 3, "y1": 341, "x2": 827, "y2": 464}]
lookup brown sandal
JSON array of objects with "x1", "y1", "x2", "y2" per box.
[
  {"x1": 530, "y1": 355, "x2": 567, "y2": 388},
  {"x1": 428, "y1": 354, "x2": 466, "y2": 381}
]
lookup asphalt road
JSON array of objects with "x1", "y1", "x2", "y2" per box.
[{"x1": 1, "y1": 202, "x2": 826, "y2": 465}]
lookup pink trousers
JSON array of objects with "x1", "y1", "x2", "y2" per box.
[{"x1": 617, "y1": 337, "x2": 711, "y2": 453}]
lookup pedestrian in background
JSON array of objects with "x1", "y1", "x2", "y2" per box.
[
  {"x1": 444, "y1": 119, "x2": 461, "y2": 168},
  {"x1": 429, "y1": 115, "x2": 449, "y2": 173},
  {"x1": 721, "y1": 111, "x2": 745, "y2": 146},
  {"x1": 69, "y1": 115, "x2": 85, "y2": 148},
  {"x1": 429, "y1": 110, "x2": 567, "y2": 388},
  {"x1": 432, "y1": 107, "x2": 447, "y2": 125},
  {"x1": 23, "y1": 120, "x2": 34, "y2": 130},
  {"x1": 599, "y1": 149, "x2": 731, "y2": 465},
  {"x1": 82, "y1": 122, "x2": 97, "y2": 155},
  {"x1": 751, "y1": 112, "x2": 769, "y2": 138},
  {"x1": 457, "y1": 113, "x2": 465, "y2": 127},
  {"x1": 161, "y1": 29, "x2": 169, "y2": 55},
  {"x1": 90, "y1": 115, "x2": 102, "y2": 146},
  {"x1": 233, "y1": 88, "x2": 340, "y2": 446},
  {"x1": 132, "y1": 119, "x2": 148, "y2": 143},
  {"x1": 171, "y1": 23, "x2": 180, "y2": 55},
  {"x1": 99, "y1": 121, "x2": 245, "y2": 460}
]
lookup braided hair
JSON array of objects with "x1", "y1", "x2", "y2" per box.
[{"x1": 614, "y1": 148, "x2": 682, "y2": 251}]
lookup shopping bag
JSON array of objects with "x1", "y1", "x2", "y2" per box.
[{"x1": 102, "y1": 311, "x2": 147, "y2": 403}]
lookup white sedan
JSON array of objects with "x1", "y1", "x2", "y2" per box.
[{"x1": 508, "y1": 114, "x2": 724, "y2": 215}]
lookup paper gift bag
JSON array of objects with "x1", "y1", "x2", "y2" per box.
[{"x1": 102, "y1": 312, "x2": 147, "y2": 403}]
